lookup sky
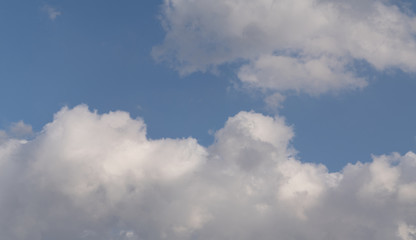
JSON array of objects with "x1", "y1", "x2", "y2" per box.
[{"x1": 1, "y1": 0, "x2": 416, "y2": 239}]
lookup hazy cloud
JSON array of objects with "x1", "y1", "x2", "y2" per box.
[{"x1": 1, "y1": 105, "x2": 415, "y2": 239}]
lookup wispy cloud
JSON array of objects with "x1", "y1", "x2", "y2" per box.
[{"x1": 42, "y1": 4, "x2": 61, "y2": 21}]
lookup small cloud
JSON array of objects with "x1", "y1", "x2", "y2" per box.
[
  {"x1": 42, "y1": 4, "x2": 61, "y2": 21},
  {"x1": 9, "y1": 120, "x2": 33, "y2": 139},
  {"x1": 264, "y1": 92, "x2": 286, "y2": 111}
]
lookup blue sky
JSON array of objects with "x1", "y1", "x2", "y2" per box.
[
  {"x1": 2, "y1": 1, "x2": 416, "y2": 239},
  {"x1": 1, "y1": 0, "x2": 416, "y2": 171},
  {"x1": 0, "y1": 0, "x2": 258, "y2": 141}
]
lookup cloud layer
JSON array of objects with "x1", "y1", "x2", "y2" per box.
[
  {"x1": 1, "y1": 105, "x2": 416, "y2": 240},
  {"x1": 153, "y1": 0, "x2": 416, "y2": 95}
]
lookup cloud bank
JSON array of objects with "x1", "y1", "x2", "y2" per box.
[
  {"x1": 1, "y1": 105, "x2": 416, "y2": 240},
  {"x1": 153, "y1": 0, "x2": 416, "y2": 95}
]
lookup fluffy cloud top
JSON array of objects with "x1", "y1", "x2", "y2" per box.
[
  {"x1": 153, "y1": 0, "x2": 416, "y2": 95},
  {"x1": 1, "y1": 105, "x2": 416, "y2": 239}
]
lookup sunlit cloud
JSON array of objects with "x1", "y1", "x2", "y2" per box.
[{"x1": 1, "y1": 105, "x2": 415, "y2": 239}]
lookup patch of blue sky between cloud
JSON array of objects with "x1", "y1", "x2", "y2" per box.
[{"x1": 153, "y1": 0, "x2": 416, "y2": 106}]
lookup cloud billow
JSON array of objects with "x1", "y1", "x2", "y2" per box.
[
  {"x1": 153, "y1": 0, "x2": 416, "y2": 95},
  {"x1": 1, "y1": 105, "x2": 416, "y2": 239}
]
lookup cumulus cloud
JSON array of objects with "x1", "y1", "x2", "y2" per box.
[
  {"x1": 1, "y1": 105, "x2": 416, "y2": 239},
  {"x1": 153, "y1": 0, "x2": 416, "y2": 97}
]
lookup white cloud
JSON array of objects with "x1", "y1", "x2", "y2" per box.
[
  {"x1": 1, "y1": 105, "x2": 416, "y2": 239},
  {"x1": 153, "y1": 0, "x2": 416, "y2": 99},
  {"x1": 42, "y1": 4, "x2": 61, "y2": 21}
]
